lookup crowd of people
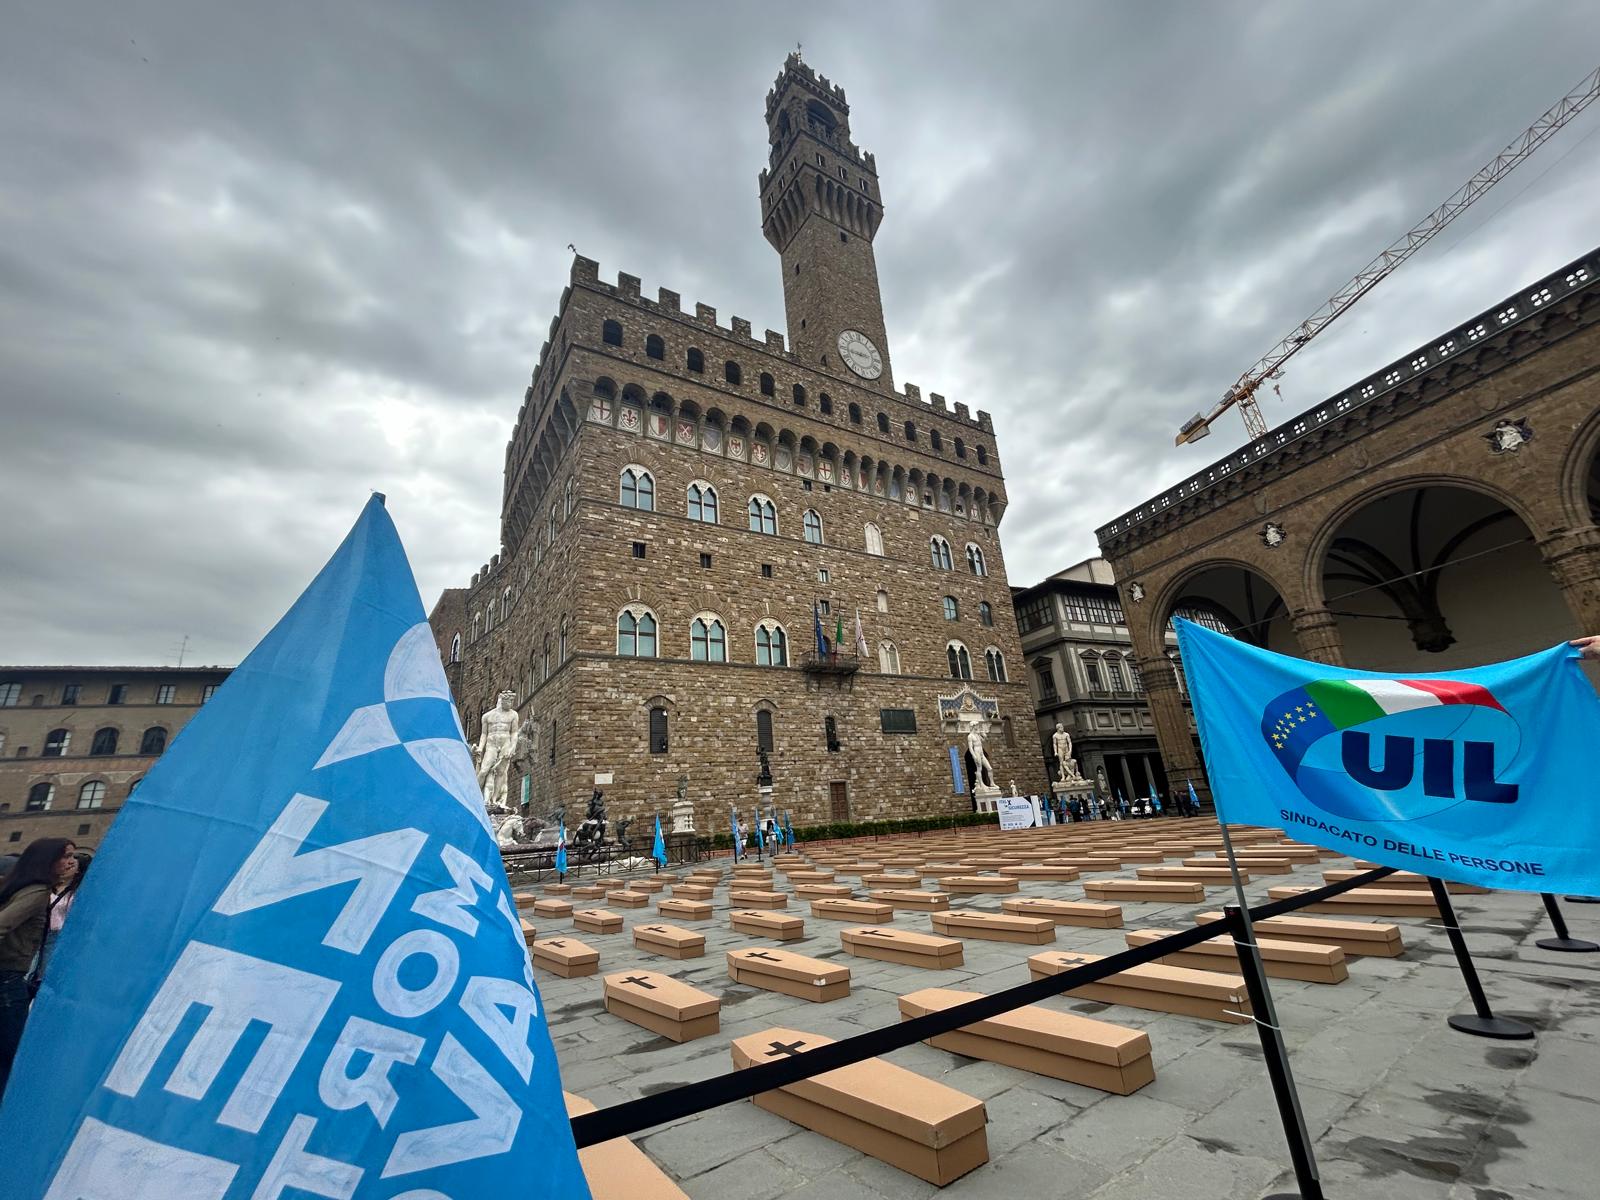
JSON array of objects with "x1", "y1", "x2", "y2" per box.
[{"x1": 0, "y1": 838, "x2": 88, "y2": 1100}]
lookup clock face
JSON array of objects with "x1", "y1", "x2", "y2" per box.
[{"x1": 837, "y1": 329, "x2": 883, "y2": 379}]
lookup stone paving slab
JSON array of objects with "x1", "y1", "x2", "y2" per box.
[{"x1": 539, "y1": 835, "x2": 1600, "y2": 1198}]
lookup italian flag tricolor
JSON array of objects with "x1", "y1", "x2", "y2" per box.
[{"x1": 1305, "y1": 678, "x2": 1505, "y2": 729}]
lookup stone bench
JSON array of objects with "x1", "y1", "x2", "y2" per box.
[
  {"x1": 608, "y1": 890, "x2": 650, "y2": 908},
  {"x1": 898, "y1": 987, "x2": 1155, "y2": 1095},
  {"x1": 1194, "y1": 911, "x2": 1405, "y2": 958},
  {"x1": 729, "y1": 888, "x2": 789, "y2": 908},
  {"x1": 868, "y1": 888, "x2": 950, "y2": 911},
  {"x1": 932, "y1": 909, "x2": 1055, "y2": 945},
  {"x1": 1266, "y1": 886, "x2": 1439, "y2": 918},
  {"x1": 565, "y1": 1091, "x2": 690, "y2": 1200},
  {"x1": 812, "y1": 898, "x2": 894, "y2": 922},
  {"x1": 731, "y1": 1027, "x2": 989, "y2": 1186},
  {"x1": 939, "y1": 875, "x2": 1021, "y2": 895},
  {"x1": 1001, "y1": 897, "x2": 1123, "y2": 928},
  {"x1": 532, "y1": 898, "x2": 573, "y2": 919},
  {"x1": 669, "y1": 883, "x2": 715, "y2": 900},
  {"x1": 1028, "y1": 952, "x2": 1252, "y2": 1023},
  {"x1": 727, "y1": 947, "x2": 851, "y2": 1002},
  {"x1": 602, "y1": 971, "x2": 720, "y2": 1043},
  {"x1": 1321, "y1": 869, "x2": 1489, "y2": 895},
  {"x1": 795, "y1": 883, "x2": 855, "y2": 899},
  {"x1": 633, "y1": 922, "x2": 706, "y2": 960},
  {"x1": 1125, "y1": 928, "x2": 1349, "y2": 984},
  {"x1": 841, "y1": 926, "x2": 964, "y2": 969},
  {"x1": 573, "y1": 884, "x2": 609, "y2": 899},
  {"x1": 1084, "y1": 879, "x2": 1206, "y2": 903},
  {"x1": 730, "y1": 909, "x2": 805, "y2": 941},
  {"x1": 1185, "y1": 855, "x2": 1290, "y2": 874},
  {"x1": 1136, "y1": 866, "x2": 1241, "y2": 884},
  {"x1": 998, "y1": 865, "x2": 1081, "y2": 881},
  {"x1": 531, "y1": 936, "x2": 599, "y2": 978},
  {"x1": 573, "y1": 908, "x2": 624, "y2": 934},
  {"x1": 656, "y1": 897, "x2": 714, "y2": 921}
]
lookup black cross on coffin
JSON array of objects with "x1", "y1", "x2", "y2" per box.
[
  {"x1": 621, "y1": 975, "x2": 657, "y2": 989},
  {"x1": 744, "y1": 951, "x2": 782, "y2": 962},
  {"x1": 766, "y1": 1039, "x2": 807, "y2": 1057},
  {"x1": 857, "y1": 929, "x2": 892, "y2": 937},
  {"x1": 1056, "y1": 955, "x2": 1088, "y2": 966},
  {"x1": 642, "y1": 926, "x2": 666, "y2": 933},
  {"x1": 547, "y1": 940, "x2": 566, "y2": 948}
]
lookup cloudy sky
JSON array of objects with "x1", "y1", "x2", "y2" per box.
[{"x1": 3, "y1": 2, "x2": 1598, "y2": 666}]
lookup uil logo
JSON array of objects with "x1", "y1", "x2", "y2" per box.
[{"x1": 1260, "y1": 678, "x2": 1522, "y2": 822}]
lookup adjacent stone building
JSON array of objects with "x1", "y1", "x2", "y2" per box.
[
  {"x1": 0, "y1": 666, "x2": 232, "y2": 850},
  {"x1": 431, "y1": 55, "x2": 1045, "y2": 832},
  {"x1": 1095, "y1": 248, "x2": 1600, "y2": 800}
]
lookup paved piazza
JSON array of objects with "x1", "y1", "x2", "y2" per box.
[{"x1": 525, "y1": 825, "x2": 1600, "y2": 1199}]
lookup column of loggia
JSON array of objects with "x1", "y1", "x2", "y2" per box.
[
  {"x1": 1539, "y1": 528, "x2": 1600, "y2": 637},
  {"x1": 1135, "y1": 652, "x2": 1209, "y2": 804},
  {"x1": 1290, "y1": 607, "x2": 1348, "y2": 666}
]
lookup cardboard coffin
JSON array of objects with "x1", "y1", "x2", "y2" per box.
[
  {"x1": 1194, "y1": 911, "x2": 1404, "y2": 958},
  {"x1": 1321, "y1": 869, "x2": 1489, "y2": 895},
  {"x1": 1028, "y1": 951, "x2": 1252, "y2": 1023},
  {"x1": 533, "y1": 898, "x2": 574, "y2": 919},
  {"x1": 897, "y1": 987, "x2": 1154, "y2": 1095},
  {"x1": 795, "y1": 883, "x2": 856, "y2": 899},
  {"x1": 669, "y1": 883, "x2": 715, "y2": 900},
  {"x1": 832, "y1": 863, "x2": 885, "y2": 878},
  {"x1": 861, "y1": 873, "x2": 923, "y2": 888},
  {"x1": 656, "y1": 897, "x2": 714, "y2": 921},
  {"x1": 812, "y1": 898, "x2": 894, "y2": 922},
  {"x1": 632, "y1": 922, "x2": 707, "y2": 960},
  {"x1": 730, "y1": 1028, "x2": 989, "y2": 1186},
  {"x1": 518, "y1": 918, "x2": 538, "y2": 944},
  {"x1": 1112, "y1": 849, "x2": 1166, "y2": 863},
  {"x1": 573, "y1": 884, "x2": 610, "y2": 899},
  {"x1": 1184, "y1": 855, "x2": 1290, "y2": 874},
  {"x1": 573, "y1": 908, "x2": 624, "y2": 934},
  {"x1": 729, "y1": 909, "x2": 805, "y2": 941},
  {"x1": 1000, "y1": 897, "x2": 1123, "y2": 928},
  {"x1": 726, "y1": 947, "x2": 851, "y2": 1002},
  {"x1": 628, "y1": 878, "x2": 667, "y2": 893},
  {"x1": 868, "y1": 888, "x2": 951, "y2": 911},
  {"x1": 728, "y1": 888, "x2": 789, "y2": 909},
  {"x1": 565, "y1": 1091, "x2": 690, "y2": 1200},
  {"x1": 609, "y1": 890, "x2": 650, "y2": 909},
  {"x1": 1266, "y1": 886, "x2": 1439, "y2": 918},
  {"x1": 513, "y1": 891, "x2": 540, "y2": 911},
  {"x1": 602, "y1": 970, "x2": 720, "y2": 1043},
  {"x1": 531, "y1": 936, "x2": 600, "y2": 978},
  {"x1": 998, "y1": 865, "x2": 1082, "y2": 881},
  {"x1": 1125, "y1": 928, "x2": 1349, "y2": 984},
  {"x1": 939, "y1": 875, "x2": 1021, "y2": 895},
  {"x1": 784, "y1": 869, "x2": 837, "y2": 883},
  {"x1": 1136, "y1": 866, "x2": 1242, "y2": 884},
  {"x1": 545, "y1": 884, "x2": 574, "y2": 896},
  {"x1": 1083, "y1": 879, "x2": 1206, "y2": 903},
  {"x1": 841, "y1": 926, "x2": 964, "y2": 969},
  {"x1": 931, "y1": 909, "x2": 1056, "y2": 945}
]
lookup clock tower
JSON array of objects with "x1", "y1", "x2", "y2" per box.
[{"x1": 759, "y1": 54, "x2": 894, "y2": 393}]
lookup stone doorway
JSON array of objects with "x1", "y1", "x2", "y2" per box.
[{"x1": 829, "y1": 780, "x2": 849, "y2": 821}]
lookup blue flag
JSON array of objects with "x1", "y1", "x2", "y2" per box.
[
  {"x1": 1149, "y1": 784, "x2": 1162, "y2": 813},
  {"x1": 1176, "y1": 617, "x2": 1600, "y2": 895},
  {"x1": 813, "y1": 601, "x2": 827, "y2": 659},
  {"x1": 651, "y1": 814, "x2": 668, "y2": 868},
  {"x1": 0, "y1": 497, "x2": 591, "y2": 1199},
  {"x1": 555, "y1": 819, "x2": 568, "y2": 877},
  {"x1": 730, "y1": 806, "x2": 742, "y2": 861},
  {"x1": 784, "y1": 809, "x2": 795, "y2": 850},
  {"x1": 1188, "y1": 779, "x2": 1202, "y2": 816}
]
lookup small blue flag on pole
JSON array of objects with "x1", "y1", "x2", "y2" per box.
[
  {"x1": 784, "y1": 809, "x2": 795, "y2": 850},
  {"x1": 1149, "y1": 783, "x2": 1162, "y2": 813},
  {"x1": 0, "y1": 497, "x2": 592, "y2": 1199},
  {"x1": 1177, "y1": 617, "x2": 1600, "y2": 895},
  {"x1": 1188, "y1": 779, "x2": 1202, "y2": 817},
  {"x1": 730, "y1": 806, "x2": 742, "y2": 861},
  {"x1": 651, "y1": 813, "x2": 668, "y2": 868},
  {"x1": 556, "y1": 818, "x2": 568, "y2": 877}
]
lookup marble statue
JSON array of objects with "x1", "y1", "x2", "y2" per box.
[
  {"x1": 1053, "y1": 723, "x2": 1087, "y2": 785},
  {"x1": 1095, "y1": 764, "x2": 1111, "y2": 795},
  {"x1": 967, "y1": 725, "x2": 996, "y2": 791},
  {"x1": 473, "y1": 690, "x2": 529, "y2": 847}
]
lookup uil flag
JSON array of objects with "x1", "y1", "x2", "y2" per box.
[
  {"x1": 1148, "y1": 784, "x2": 1162, "y2": 813},
  {"x1": 730, "y1": 806, "x2": 743, "y2": 861},
  {"x1": 651, "y1": 814, "x2": 668, "y2": 868},
  {"x1": 0, "y1": 497, "x2": 592, "y2": 1199},
  {"x1": 1176, "y1": 618, "x2": 1600, "y2": 895},
  {"x1": 555, "y1": 819, "x2": 568, "y2": 877}
]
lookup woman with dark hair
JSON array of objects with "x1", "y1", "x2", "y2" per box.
[{"x1": 0, "y1": 837, "x2": 77, "y2": 1096}]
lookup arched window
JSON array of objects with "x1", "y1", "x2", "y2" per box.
[
  {"x1": 755, "y1": 709, "x2": 774, "y2": 753},
  {"x1": 930, "y1": 430, "x2": 943, "y2": 451},
  {"x1": 42, "y1": 728, "x2": 70, "y2": 757},
  {"x1": 724, "y1": 360, "x2": 742, "y2": 385},
  {"x1": 802, "y1": 509, "x2": 823, "y2": 545},
  {"x1": 548, "y1": 501, "x2": 558, "y2": 540},
  {"x1": 824, "y1": 715, "x2": 840, "y2": 751},
  {"x1": 620, "y1": 466, "x2": 654, "y2": 511},
  {"x1": 947, "y1": 641, "x2": 973, "y2": 681},
  {"x1": 955, "y1": 437, "x2": 966, "y2": 459},
  {"x1": 646, "y1": 333, "x2": 665, "y2": 360},
  {"x1": 976, "y1": 445, "x2": 989, "y2": 465},
  {"x1": 449, "y1": 632, "x2": 462, "y2": 663},
  {"x1": 966, "y1": 543, "x2": 987, "y2": 576},
  {"x1": 848, "y1": 403, "x2": 862, "y2": 425},
  {"x1": 878, "y1": 640, "x2": 900, "y2": 674},
  {"x1": 943, "y1": 596, "x2": 959, "y2": 621},
  {"x1": 139, "y1": 727, "x2": 167, "y2": 755},
  {"x1": 78, "y1": 780, "x2": 106, "y2": 810},
  {"x1": 864, "y1": 523, "x2": 884, "y2": 556},
  {"x1": 26, "y1": 782, "x2": 53, "y2": 812},
  {"x1": 876, "y1": 588, "x2": 889, "y2": 613},
  {"x1": 616, "y1": 608, "x2": 658, "y2": 658},
  {"x1": 564, "y1": 476, "x2": 576, "y2": 517},
  {"x1": 687, "y1": 482, "x2": 719, "y2": 524},
  {"x1": 747, "y1": 495, "x2": 777, "y2": 535},
  {"x1": 979, "y1": 601, "x2": 993, "y2": 627},
  {"x1": 929, "y1": 536, "x2": 953, "y2": 570},
  {"x1": 760, "y1": 372, "x2": 775, "y2": 396},
  {"x1": 691, "y1": 616, "x2": 727, "y2": 663},
  {"x1": 904, "y1": 420, "x2": 917, "y2": 441},
  {"x1": 820, "y1": 394, "x2": 833, "y2": 416},
  {"x1": 542, "y1": 633, "x2": 552, "y2": 681},
  {"x1": 649, "y1": 707, "x2": 669, "y2": 754},
  {"x1": 602, "y1": 319, "x2": 623, "y2": 347},
  {"x1": 877, "y1": 412, "x2": 890, "y2": 434},
  {"x1": 985, "y1": 648, "x2": 1008, "y2": 683},
  {"x1": 687, "y1": 348, "x2": 705, "y2": 373},
  {"x1": 504, "y1": 585, "x2": 514, "y2": 616},
  {"x1": 472, "y1": 612, "x2": 482, "y2": 640},
  {"x1": 559, "y1": 615, "x2": 569, "y2": 662},
  {"x1": 792, "y1": 384, "x2": 806, "y2": 407},
  {"x1": 593, "y1": 376, "x2": 617, "y2": 401},
  {"x1": 90, "y1": 728, "x2": 118, "y2": 756},
  {"x1": 755, "y1": 621, "x2": 788, "y2": 667}
]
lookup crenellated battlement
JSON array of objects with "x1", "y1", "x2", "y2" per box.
[{"x1": 765, "y1": 52, "x2": 847, "y2": 118}]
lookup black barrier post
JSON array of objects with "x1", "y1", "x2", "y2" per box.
[
  {"x1": 1537, "y1": 893, "x2": 1600, "y2": 953},
  {"x1": 1224, "y1": 905, "x2": 1324, "y2": 1200},
  {"x1": 1428, "y1": 878, "x2": 1534, "y2": 1040},
  {"x1": 1567, "y1": 895, "x2": 1600, "y2": 905}
]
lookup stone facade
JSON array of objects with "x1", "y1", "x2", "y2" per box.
[
  {"x1": 1096, "y1": 249, "x2": 1600, "y2": 800},
  {"x1": 0, "y1": 666, "x2": 232, "y2": 851},
  {"x1": 432, "y1": 56, "x2": 1047, "y2": 833}
]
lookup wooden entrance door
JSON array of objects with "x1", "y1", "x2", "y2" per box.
[{"x1": 829, "y1": 781, "x2": 850, "y2": 821}]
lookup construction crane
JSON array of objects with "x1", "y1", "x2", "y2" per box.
[{"x1": 1177, "y1": 64, "x2": 1600, "y2": 446}]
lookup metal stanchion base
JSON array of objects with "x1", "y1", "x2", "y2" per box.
[
  {"x1": 1447, "y1": 1013, "x2": 1535, "y2": 1040},
  {"x1": 1536, "y1": 935, "x2": 1600, "y2": 953},
  {"x1": 1565, "y1": 895, "x2": 1600, "y2": 904}
]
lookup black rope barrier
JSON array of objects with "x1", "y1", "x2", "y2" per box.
[{"x1": 567, "y1": 863, "x2": 1397, "y2": 1148}]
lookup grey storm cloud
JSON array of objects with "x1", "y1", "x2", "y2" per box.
[{"x1": 2, "y1": 1, "x2": 1597, "y2": 665}]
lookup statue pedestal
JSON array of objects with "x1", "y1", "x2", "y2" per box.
[
  {"x1": 972, "y1": 784, "x2": 1002, "y2": 814},
  {"x1": 1052, "y1": 781, "x2": 1093, "y2": 804},
  {"x1": 670, "y1": 798, "x2": 696, "y2": 835}
]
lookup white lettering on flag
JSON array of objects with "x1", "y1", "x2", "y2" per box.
[
  {"x1": 248, "y1": 1115, "x2": 362, "y2": 1200},
  {"x1": 382, "y1": 1035, "x2": 519, "y2": 1177},
  {"x1": 411, "y1": 844, "x2": 493, "y2": 937},
  {"x1": 317, "y1": 1016, "x2": 425, "y2": 1126},
  {"x1": 44, "y1": 1118, "x2": 239, "y2": 1200}
]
